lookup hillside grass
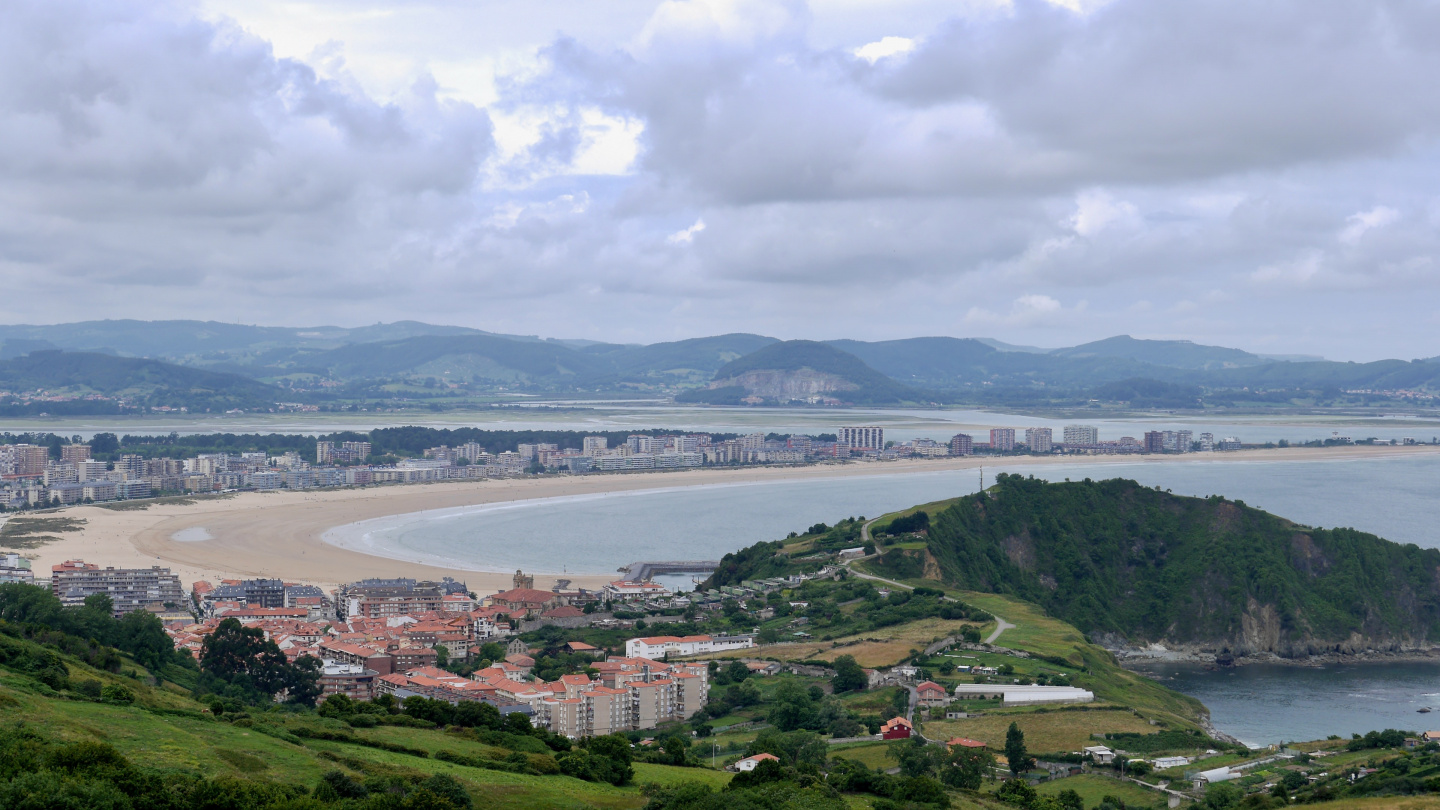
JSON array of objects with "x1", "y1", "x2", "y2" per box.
[{"x1": 1032, "y1": 774, "x2": 1171, "y2": 807}]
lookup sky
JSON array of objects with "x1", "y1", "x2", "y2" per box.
[{"x1": 2, "y1": 0, "x2": 1439, "y2": 360}]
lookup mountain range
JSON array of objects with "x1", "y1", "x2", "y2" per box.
[{"x1": 1, "y1": 319, "x2": 1438, "y2": 409}]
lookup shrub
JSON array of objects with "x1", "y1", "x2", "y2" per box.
[{"x1": 99, "y1": 684, "x2": 135, "y2": 705}]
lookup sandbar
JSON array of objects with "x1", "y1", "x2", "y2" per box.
[{"x1": 15, "y1": 444, "x2": 1439, "y2": 595}]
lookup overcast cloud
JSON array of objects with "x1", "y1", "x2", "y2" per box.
[{"x1": 1, "y1": 0, "x2": 1438, "y2": 359}]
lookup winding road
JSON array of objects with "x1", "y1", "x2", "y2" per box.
[{"x1": 852, "y1": 515, "x2": 1014, "y2": 648}]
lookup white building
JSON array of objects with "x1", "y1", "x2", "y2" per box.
[
  {"x1": 1084, "y1": 746, "x2": 1116, "y2": 765},
  {"x1": 951, "y1": 684, "x2": 1094, "y2": 705},
  {"x1": 624, "y1": 634, "x2": 754, "y2": 659},
  {"x1": 582, "y1": 436, "x2": 608, "y2": 456},
  {"x1": 1153, "y1": 756, "x2": 1192, "y2": 769},
  {"x1": 1062, "y1": 425, "x2": 1099, "y2": 446},
  {"x1": 838, "y1": 426, "x2": 884, "y2": 451},
  {"x1": 1025, "y1": 427, "x2": 1053, "y2": 453}
]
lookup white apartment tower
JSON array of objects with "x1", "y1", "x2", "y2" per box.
[
  {"x1": 1062, "y1": 425, "x2": 1099, "y2": 446},
  {"x1": 838, "y1": 426, "x2": 884, "y2": 451},
  {"x1": 1025, "y1": 428, "x2": 1053, "y2": 453}
]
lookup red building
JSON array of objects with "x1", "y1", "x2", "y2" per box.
[{"x1": 881, "y1": 716, "x2": 913, "y2": 740}]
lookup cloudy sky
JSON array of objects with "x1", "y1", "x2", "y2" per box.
[{"x1": 2, "y1": 0, "x2": 1438, "y2": 359}]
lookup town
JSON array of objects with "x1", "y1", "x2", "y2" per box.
[{"x1": 0, "y1": 424, "x2": 1253, "y2": 510}]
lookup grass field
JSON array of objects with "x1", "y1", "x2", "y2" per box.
[
  {"x1": 922, "y1": 709, "x2": 1159, "y2": 754},
  {"x1": 829, "y1": 740, "x2": 896, "y2": 770},
  {"x1": 1033, "y1": 774, "x2": 1173, "y2": 807},
  {"x1": 696, "y1": 616, "x2": 993, "y2": 668}
]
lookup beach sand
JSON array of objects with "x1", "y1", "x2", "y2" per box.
[{"x1": 13, "y1": 444, "x2": 1439, "y2": 595}]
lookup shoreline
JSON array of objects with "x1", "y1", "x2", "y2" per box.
[{"x1": 11, "y1": 444, "x2": 1439, "y2": 595}]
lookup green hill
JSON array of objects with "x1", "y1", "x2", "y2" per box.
[
  {"x1": 0, "y1": 351, "x2": 279, "y2": 413},
  {"x1": 1051, "y1": 335, "x2": 1268, "y2": 370},
  {"x1": 884, "y1": 475, "x2": 1440, "y2": 658}
]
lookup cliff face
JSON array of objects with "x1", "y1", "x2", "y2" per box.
[
  {"x1": 710, "y1": 368, "x2": 858, "y2": 399},
  {"x1": 905, "y1": 475, "x2": 1440, "y2": 657}
]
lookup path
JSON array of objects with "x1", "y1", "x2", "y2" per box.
[{"x1": 846, "y1": 519, "x2": 1013, "y2": 646}]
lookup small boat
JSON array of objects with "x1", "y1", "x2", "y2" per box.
[{"x1": 1418, "y1": 707, "x2": 1431, "y2": 713}]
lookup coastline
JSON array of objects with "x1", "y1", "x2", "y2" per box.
[{"x1": 12, "y1": 444, "x2": 1439, "y2": 595}]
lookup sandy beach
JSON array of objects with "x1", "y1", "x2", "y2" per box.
[{"x1": 13, "y1": 444, "x2": 1439, "y2": 595}]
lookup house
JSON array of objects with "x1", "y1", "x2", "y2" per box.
[
  {"x1": 1423, "y1": 731, "x2": 1440, "y2": 743},
  {"x1": 1083, "y1": 746, "x2": 1116, "y2": 765},
  {"x1": 506, "y1": 638, "x2": 530, "y2": 657},
  {"x1": 944, "y1": 710, "x2": 968, "y2": 720},
  {"x1": 948, "y1": 738, "x2": 986, "y2": 749},
  {"x1": 881, "y1": 717, "x2": 913, "y2": 740},
  {"x1": 624, "y1": 634, "x2": 754, "y2": 659},
  {"x1": 488, "y1": 588, "x2": 563, "y2": 618},
  {"x1": 1153, "y1": 756, "x2": 1192, "y2": 769},
  {"x1": 734, "y1": 753, "x2": 780, "y2": 772},
  {"x1": 893, "y1": 665, "x2": 919, "y2": 680},
  {"x1": 915, "y1": 681, "x2": 950, "y2": 707},
  {"x1": 564, "y1": 641, "x2": 600, "y2": 657}
]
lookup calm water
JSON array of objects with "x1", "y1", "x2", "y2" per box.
[
  {"x1": 13, "y1": 403, "x2": 1440, "y2": 445},
  {"x1": 1132, "y1": 661, "x2": 1440, "y2": 746},
  {"x1": 323, "y1": 454, "x2": 1440, "y2": 576},
  {"x1": 321, "y1": 453, "x2": 1440, "y2": 742}
]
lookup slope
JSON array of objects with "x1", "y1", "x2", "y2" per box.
[
  {"x1": 900, "y1": 475, "x2": 1440, "y2": 657},
  {"x1": 1051, "y1": 335, "x2": 1269, "y2": 370},
  {"x1": 0, "y1": 351, "x2": 279, "y2": 411}
]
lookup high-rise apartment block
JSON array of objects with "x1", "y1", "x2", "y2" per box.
[
  {"x1": 1143, "y1": 431, "x2": 1165, "y2": 453},
  {"x1": 1062, "y1": 425, "x2": 1099, "y2": 446},
  {"x1": 1025, "y1": 428, "x2": 1053, "y2": 453},
  {"x1": 1198, "y1": 432, "x2": 1215, "y2": 451},
  {"x1": 61, "y1": 445, "x2": 92, "y2": 463},
  {"x1": 7, "y1": 444, "x2": 49, "y2": 477},
  {"x1": 989, "y1": 428, "x2": 1016, "y2": 452},
  {"x1": 838, "y1": 426, "x2": 884, "y2": 451},
  {"x1": 949, "y1": 434, "x2": 973, "y2": 456},
  {"x1": 582, "y1": 436, "x2": 608, "y2": 456}
]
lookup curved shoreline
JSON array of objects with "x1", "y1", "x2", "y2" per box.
[{"x1": 16, "y1": 444, "x2": 1440, "y2": 594}]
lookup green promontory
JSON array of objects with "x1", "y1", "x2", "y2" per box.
[{"x1": 893, "y1": 475, "x2": 1440, "y2": 657}]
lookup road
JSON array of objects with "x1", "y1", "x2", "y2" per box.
[{"x1": 850, "y1": 516, "x2": 1013, "y2": 646}]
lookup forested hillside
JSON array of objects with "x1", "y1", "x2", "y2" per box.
[{"x1": 899, "y1": 476, "x2": 1440, "y2": 657}]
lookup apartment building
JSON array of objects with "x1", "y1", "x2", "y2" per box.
[
  {"x1": 1024, "y1": 428, "x2": 1053, "y2": 453},
  {"x1": 624, "y1": 634, "x2": 754, "y2": 659},
  {"x1": 1143, "y1": 431, "x2": 1165, "y2": 453},
  {"x1": 838, "y1": 426, "x2": 884, "y2": 452},
  {"x1": 9, "y1": 444, "x2": 49, "y2": 477},
  {"x1": 948, "y1": 434, "x2": 973, "y2": 456},
  {"x1": 0, "y1": 554, "x2": 33, "y2": 584},
  {"x1": 341, "y1": 579, "x2": 451, "y2": 619},
  {"x1": 1062, "y1": 425, "x2": 1099, "y2": 446},
  {"x1": 51, "y1": 560, "x2": 185, "y2": 617},
  {"x1": 989, "y1": 428, "x2": 1016, "y2": 452},
  {"x1": 318, "y1": 661, "x2": 379, "y2": 701},
  {"x1": 60, "y1": 445, "x2": 92, "y2": 463}
]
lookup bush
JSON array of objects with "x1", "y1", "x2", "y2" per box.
[{"x1": 99, "y1": 684, "x2": 135, "y2": 705}]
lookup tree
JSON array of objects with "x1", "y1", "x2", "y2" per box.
[
  {"x1": 1004, "y1": 722, "x2": 1034, "y2": 775},
  {"x1": 199, "y1": 617, "x2": 318, "y2": 704},
  {"x1": 1204, "y1": 782, "x2": 1243, "y2": 810},
  {"x1": 433, "y1": 644, "x2": 449, "y2": 669},
  {"x1": 944, "y1": 746, "x2": 994, "y2": 790},
  {"x1": 889, "y1": 737, "x2": 947, "y2": 778},
  {"x1": 722, "y1": 659, "x2": 750, "y2": 685},
  {"x1": 114, "y1": 610, "x2": 174, "y2": 672},
  {"x1": 768, "y1": 680, "x2": 817, "y2": 732},
  {"x1": 832, "y1": 655, "x2": 867, "y2": 693}
]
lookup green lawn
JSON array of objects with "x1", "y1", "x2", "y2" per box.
[{"x1": 1033, "y1": 774, "x2": 1176, "y2": 807}]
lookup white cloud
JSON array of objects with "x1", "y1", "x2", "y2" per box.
[
  {"x1": 667, "y1": 218, "x2": 707, "y2": 244},
  {"x1": 1070, "y1": 190, "x2": 1140, "y2": 237},
  {"x1": 1339, "y1": 205, "x2": 1399, "y2": 245},
  {"x1": 853, "y1": 36, "x2": 917, "y2": 64}
]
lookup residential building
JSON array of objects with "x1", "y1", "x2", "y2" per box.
[
  {"x1": 60, "y1": 445, "x2": 92, "y2": 463},
  {"x1": 1143, "y1": 431, "x2": 1165, "y2": 453},
  {"x1": 1198, "y1": 432, "x2": 1215, "y2": 451},
  {"x1": 50, "y1": 560, "x2": 185, "y2": 617},
  {"x1": 838, "y1": 426, "x2": 884, "y2": 452},
  {"x1": 603, "y1": 581, "x2": 671, "y2": 601},
  {"x1": 1062, "y1": 425, "x2": 1099, "y2": 446},
  {"x1": 341, "y1": 579, "x2": 450, "y2": 619},
  {"x1": 915, "y1": 680, "x2": 950, "y2": 707},
  {"x1": 1217, "y1": 436, "x2": 1243, "y2": 451},
  {"x1": 949, "y1": 434, "x2": 973, "y2": 456},
  {"x1": 624, "y1": 634, "x2": 754, "y2": 659},
  {"x1": 44, "y1": 462, "x2": 78, "y2": 486},
  {"x1": 989, "y1": 429, "x2": 1016, "y2": 452},
  {"x1": 318, "y1": 660, "x2": 379, "y2": 701},
  {"x1": 1024, "y1": 428, "x2": 1053, "y2": 453},
  {"x1": 76, "y1": 460, "x2": 108, "y2": 482},
  {"x1": 734, "y1": 753, "x2": 780, "y2": 772},
  {"x1": 0, "y1": 553, "x2": 33, "y2": 584},
  {"x1": 9, "y1": 444, "x2": 49, "y2": 477},
  {"x1": 881, "y1": 717, "x2": 913, "y2": 739},
  {"x1": 582, "y1": 436, "x2": 608, "y2": 456}
]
